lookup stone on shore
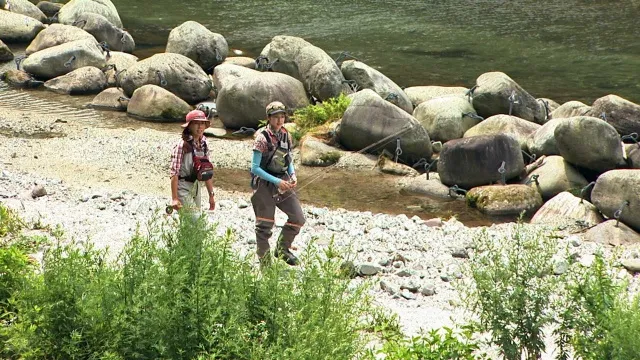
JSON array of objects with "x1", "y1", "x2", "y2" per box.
[
  {"x1": 126, "y1": 84, "x2": 192, "y2": 122},
  {"x1": 166, "y1": 21, "x2": 228, "y2": 71},
  {"x1": 44, "y1": 66, "x2": 107, "y2": 95}
]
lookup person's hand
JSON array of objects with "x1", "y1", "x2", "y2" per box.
[
  {"x1": 171, "y1": 198, "x2": 182, "y2": 210},
  {"x1": 278, "y1": 180, "x2": 293, "y2": 192},
  {"x1": 208, "y1": 194, "x2": 216, "y2": 211},
  {"x1": 289, "y1": 174, "x2": 298, "y2": 188}
]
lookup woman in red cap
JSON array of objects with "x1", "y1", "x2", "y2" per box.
[{"x1": 169, "y1": 109, "x2": 216, "y2": 213}]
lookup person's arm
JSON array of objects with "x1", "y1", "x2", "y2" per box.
[
  {"x1": 170, "y1": 142, "x2": 183, "y2": 209},
  {"x1": 205, "y1": 178, "x2": 215, "y2": 210},
  {"x1": 251, "y1": 150, "x2": 283, "y2": 185},
  {"x1": 287, "y1": 159, "x2": 297, "y2": 185}
]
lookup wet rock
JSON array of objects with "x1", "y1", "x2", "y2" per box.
[
  {"x1": 339, "y1": 89, "x2": 432, "y2": 165},
  {"x1": 216, "y1": 72, "x2": 309, "y2": 129},
  {"x1": 126, "y1": 84, "x2": 192, "y2": 122},
  {"x1": 58, "y1": 0, "x2": 123, "y2": 28},
  {"x1": 398, "y1": 173, "x2": 452, "y2": 201},
  {"x1": 554, "y1": 116, "x2": 625, "y2": 173},
  {"x1": 44, "y1": 66, "x2": 107, "y2": 95},
  {"x1": 521, "y1": 155, "x2": 588, "y2": 200},
  {"x1": 166, "y1": 21, "x2": 228, "y2": 71},
  {"x1": 261, "y1": 35, "x2": 346, "y2": 101},
  {"x1": 466, "y1": 184, "x2": 543, "y2": 216},
  {"x1": 591, "y1": 169, "x2": 640, "y2": 232},
  {"x1": 72, "y1": 12, "x2": 134, "y2": 53},
  {"x1": 438, "y1": 134, "x2": 524, "y2": 189},
  {"x1": 471, "y1": 71, "x2": 546, "y2": 124},
  {"x1": 120, "y1": 53, "x2": 212, "y2": 104},
  {"x1": 22, "y1": 38, "x2": 107, "y2": 79},
  {"x1": 90, "y1": 87, "x2": 128, "y2": 111},
  {"x1": 404, "y1": 85, "x2": 468, "y2": 106},
  {"x1": 300, "y1": 136, "x2": 343, "y2": 167},
  {"x1": 550, "y1": 100, "x2": 591, "y2": 119},
  {"x1": 341, "y1": 59, "x2": 412, "y2": 113},
  {"x1": 0, "y1": 40, "x2": 14, "y2": 62},
  {"x1": 588, "y1": 94, "x2": 640, "y2": 136},
  {"x1": 464, "y1": 114, "x2": 541, "y2": 151},
  {"x1": 4, "y1": 0, "x2": 46, "y2": 22},
  {"x1": 531, "y1": 191, "x2": 604, "y2": 228},
  {"x1": 527, "y1": 118, "x2": 571, "y2": 157},
  {"x1": 0, "y1": 11, "x2": 45, "y2": 43},
  {"x1": 25, "y1": 23, "x2": 94, "y2": 55},
  {"x1": 413, "y1": 95, "x2": 479, "y2": 143},
  {"x1": 31, "y1": 184, "x2": 47, "y2": 198},
  {"x1": 583, "y1": 220, "x2": 640, "y2": 247}
]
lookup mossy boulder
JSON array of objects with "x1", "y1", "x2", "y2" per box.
[{"x1": 466, "y1": 184, "x2": 543, "y2": 216}]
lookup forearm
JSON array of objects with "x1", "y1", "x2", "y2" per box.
[
  {"x1": 205, "y1": 179, "x2": 214, "y2": 197},
  {"x1": 171, "y1": 176, "x2": 179, "y2": 200},
  {"x1": 288, "y1": 160, "x2": 295, "y2": 176},
  {"x1": 251, "y1": 150, "x2": 282, "y2": 185}
]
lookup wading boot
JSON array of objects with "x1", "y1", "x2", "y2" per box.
[{"x1": 274, "y1": 244, "x2": 300, "y2": 266}]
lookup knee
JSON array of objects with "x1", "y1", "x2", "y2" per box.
[
  {"x1": 256, "y1": 221, "x2": 274, "y2": 235},
  {"x1": 287, "y1": 214, "x2": 305, "y2": 228}
]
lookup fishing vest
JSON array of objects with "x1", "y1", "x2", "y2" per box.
[
  {"x1": 179, "y1": 139, "x2": 214, "y2": 182},
  {"x1": 260, "y1": 128, "x2": 292, "y2": 176}
]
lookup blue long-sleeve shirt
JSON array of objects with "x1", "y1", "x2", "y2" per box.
[{"x1": 251, "y1": 150, "x2": 295, "y2": 185}]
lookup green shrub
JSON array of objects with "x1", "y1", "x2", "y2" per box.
[
  {"x1": 461, "y1": 223, "x2": 559, "y2": 360},
  {"x1": 0, "y1": 204, "x2": 25, "y2": 238},
  {"x1": 3, "y1": 212, "x2": 378, "y2": 359},
  {"x1": 291, "y1": 93, "x2": 351, "y2": 141}
]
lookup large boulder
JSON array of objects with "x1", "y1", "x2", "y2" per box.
[
  {"x1": 127, "y1": 84, "x2": 192, "y2": 122},
  {"x1": 221, "y1": 56, "x2": 256, "y2": 69},
  {"x1": 466, "y1": 184, "x2": 543, "y2": 216},
  {"x1": 43, "y1": 66, "x2": 106, "y2": 94},
  {"x1": 58, "y1": 0, "x2": 122, "y2": 28},
  {"x1": 120, "y1": 53, "x2": 212, "y2": 104},
  {"x1": 531, "y1": 191, "x2": 604, "y2": 228},
  {"x1": 551, "y1": 100, "x2": 591, "y2": 119},
  {"x1": 527, "y1": 118, "x2": 571, "y2": 157},
  {"x1": 521, "y1": 156, "x2": 589, "y2": 200},
  {"x1": 216, "y1": 72, "x2": 309, "y2": 129},
  {"x1": 471, "y1": 72, "x2": 546, "y2": 124},
  {"x1": 104, "y1": 51, "x2": 137, "y2": 87},
  {"x1": 0, "y1": 11, "x2": 45, "y2": 43},
  {"x1": 72, "y1": 12, "x2": 134, "y2": 52},
  {"x1": 300, "y1": 136, "x2": 344, "y2": 167},
  {"x1": 438, "y1": 134, "x2": 524, "y2": 189},
  {"x1": 165, "y1": 21, "x2": 228, "y2": 71},
  {"x1": 261, "y1": 35, "x2": 346, "y2": 101},
  {"x1": 0, "y1": 69, "x2": 43, "y2": 88},
  {"x1": 591, "y1": 169, "x2": 640, "y2": 232},
  {"x1": 90, "y1": 87, "x2": 128, "y2": 111},
  {"x1": 212, "y1": 63, "x2": 259, "y2": 90},
  {"x1": 37, "y1": 1, "x2": 64, "y2": 18},
  {"x1": 588, "y1": 95, "x2": 640, "y2": 137},
  {"x1": 463, "y1": 114, "x2": 540, "y2": 151},
  {"x1": 404, "y1": 86, "x2": 468, "y2": 106},
  {"x1": 338, "y1": 89, "x2": 431, "y2": 165},
  {"x1": 397, "y1": 172, "x2": 452, "y2": 201},
  {"x1": 4, "y1": 0, "x2": 46, "y2": 22},
  {"x1": 627, "y1": 146, "x2": 640, "y2": 169},
  {"x1": 341, "y1": 60, "x2": 412, "y2": 113},
  {"x1": 0, "y1": 39, "x2": 13, "y2": 61},
  {"x1": 25, "y1": 24, "x2": 95, "y2": 55},
  {"x1": 22, "y1": 38, "x2": 107, "y2": 79},
  {"x1": 583, "y1": 220, "x2": 640, "y2": 247},
  {"x1": 412, "y1": 96, "x2": 479, "y2": 143},
  {"x1": 537, "y1": 98, "x2": 561, "y2": 112},
  {"x1": 554, "y1": 116, "x2": 625, "y2": 173}
]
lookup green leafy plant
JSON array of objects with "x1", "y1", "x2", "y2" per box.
[
  {"x1": 461, "y1": 223, "x2": 559, "y2": 360},
  {"x1": 291, "y1": 93, "x2": 351, "y2": 141},
  {"x1": 0, "y1": 204, "x2": 25, "y2": 238}
]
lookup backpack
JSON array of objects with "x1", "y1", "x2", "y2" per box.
[{"x1": 182, "y1": 140, "x2": 214, "y2": 182}]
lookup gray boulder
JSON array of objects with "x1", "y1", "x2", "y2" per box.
[
  {"x1": 212, "y1": 63, "x2": 259, "y2": 91},
  {"x1": 338, "y1": 89, "x2": 431, "y2": 165},
  {"x1": 341, "y1": 59, "x2": 412, "y2": 113},
  {"x1": 104, "y1": 51, "x2": 137, "y2": 87},
  {"x1": 120, "y1": 52, "x2": 212, "y2": 104},
  {"x1": 165, "y1": 21, "x2": 228, "y2": 71},
  {"x1": 438, "y1": 134, "x2": 524, "y2": 189},
  {"x1": 466, "y1": 184, "x2": 543, "y2": 216},
  {"x1": 4, "y1": 0, "x2": 46, "y2": 22},
  {"x1": 521, "y1": 156, "x2": 589, "y2": 200},
  {"x1": 58, "y1": 0, "x2": 122, "y2": 28},
  {"x1": 591, "y1": 169, "x2": 640, "y2": 232},
  {"x1": 72, "y1": 12, "x2": 134, "y2": 52},
  {"x1": 464, "y1": 114, "x2": 540, "y2": 151},
  {"x1": 0, "y1": 11, "x2": 45, "y2": 43},
  {"x1": 554, "y1": 116, "x2": 624, "y2": 173},
  {"x1": 412, "y1": 95, "x2": 479, "y2": 143},
  {"x1": 221, "y1": 56, "x2": 256, "y2": 69},
  {"x1": 397, "y1": 172, "x2": 453, "y2": 201},
  {"x1": 37, "y1": 1, "x2": 64, "y2": 18},
  {"x1": 583, "y1": 220, "x2": 640, "y2": 247},
  {"x1": 472, "y1": 71, "x2": 546, "y2": 124},
  {"x1": 0, "y1": 39, "x2": 13, "y2": 61},
  {"x1": 551, "y1": 100, "x2": 591, "y2": 119},
  {"x1": 0, "y1": 69, "x2": 43, "y2": 87},
  {"x1": 377, "y1": 157, "x2": 420, "y2": 176},
  {"x1": 22, "y1": 38, "x2": 107, "y2": 79},
  {"x1": 261, "y1": 35, "x2": 346, "y2": 101},
  {"x1": 527, "y1": 118, "x2": 571, "y2": 157},
  {"x1": 300, "y1": 136, "x2": 343, "y2": 167},
  {"x1": 90, "y1": 87, "x2": 128, "y2": 111},
  {"x1": 404, "y1": 86, "x2": 468, "y2": 106},
  {"x1": 538, "y1": 98, "x2": 560, "y2": 112},
  {"x1": 44, "y1": 66, "x2": 106, "y2": 94},
  {"x1": 588, "y1": 95, "x2": 640, "y2": 136},
  {"x1": 627, "y1": 146, "x2": 640, "y2": 169},
  {"x1": 127, "y1": 84, "x2": 192, "y2": 122},
  {"x1": 25, "y1": 24, "x2": 94, "y2": 55},
  {"x1": 531, "y1": 191, "x2": 604, "y2": 228},
  {"x1": 216, "y1": 72, "x2": 309, "y2": 129}
]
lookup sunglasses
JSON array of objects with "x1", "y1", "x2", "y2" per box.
[{"x1": 267, "y1": 104, "x2": 286, "y2": 113}]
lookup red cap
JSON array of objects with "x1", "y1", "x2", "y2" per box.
[{"x1": 182, "y1": 110, "x2": 209, "y2": 128}]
